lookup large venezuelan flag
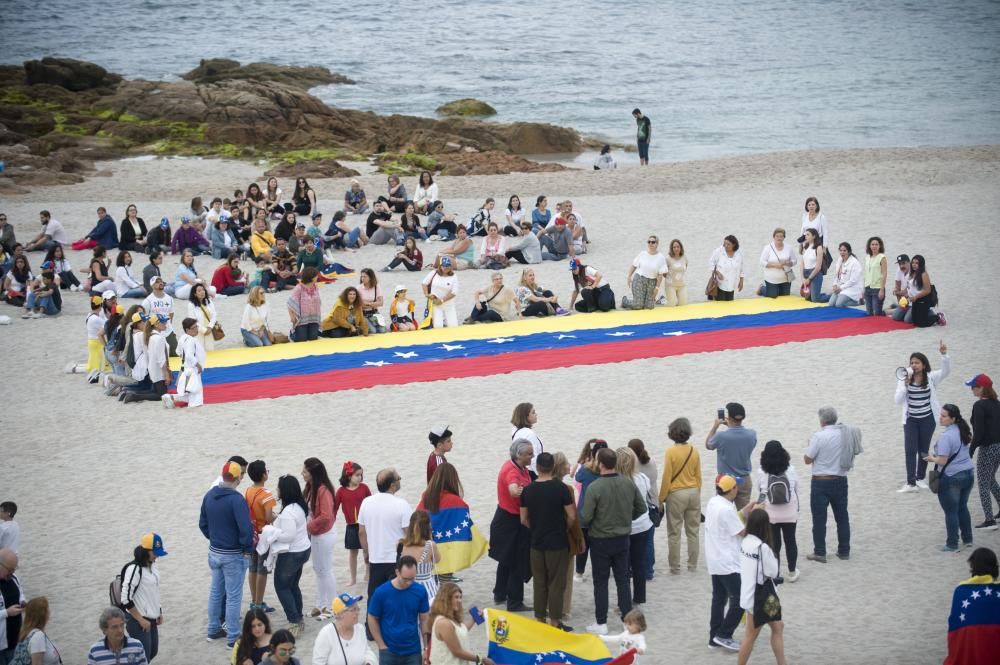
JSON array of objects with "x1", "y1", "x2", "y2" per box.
[
  {"x1": 945, "y1": 583, "x2": 1000, "y2": 665},
  {"x1": 177, "y1": 298, "x2": 907, "y2": 404},
  {"x1": 416, "y1": 492, "x2": 488, "y2": 574},
  {"x1": 486, "y1": 609, "x2": 614, "y2": 665}
]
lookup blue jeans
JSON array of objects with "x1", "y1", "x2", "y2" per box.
[
  {"x1": 829, "y1": 293, "x2": 860, "y2": 307},
  {"x1": 864, "y1": 286, "x2": 885, "y2": 315},
  {"x1": 637, "y1": 140, "x2": 650, "y2": 161},
  {"x1": 937, "y1": 469, "x2": 974, "y2": 548},
  {"x1": 24, "y1": 292, "x2": 59, "y2": 314},
  {"x1": 240, "y1": 328, "x2": 272, "y2": 347},
  {"x1": 891, "y1": 305, "x2": 913, "y2": 323},
  {"x1": 904, "y1": 416, "x2": 936, "y2": 484},
  {"x1": 292, "y1": 322, "x2": 319, "y2": 342},
  {"x1": 807, "y1": 274, "x2": 829, "y2": 302},
  {"x1": 763, "y1": 281, "x2": 791, "y2": 298},
  {"x1": 121, "y1": 286, "x2": 147, "y2": 298},
  {"x1": 379, "y1": 651, "x2": 422, "y2": 665},
  {"x1": 207, "y1": 551, "x2": 247, "y2": 641},
  {"x1": 274, "y1": 548, "x2": 311, "y2": 623},
  {"x1": 810, "y1": 477, "x2": 850, "y2": 557}
]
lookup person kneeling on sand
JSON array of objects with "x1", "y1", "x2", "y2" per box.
[{"x1": 163, "y1": 317, "x2": 205, "y2": 408}]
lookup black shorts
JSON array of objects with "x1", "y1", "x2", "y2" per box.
[{"x1": 345, "y1": 523, "x2": 361, "y2": 550}]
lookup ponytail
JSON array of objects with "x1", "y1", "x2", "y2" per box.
[{"x1": 943, "y1": 404, "x2": 972, "y2": 444}]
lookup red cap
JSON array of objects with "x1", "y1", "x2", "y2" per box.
[{"x1": 221, "y1": 461, "x2": 243, "y2": 482}]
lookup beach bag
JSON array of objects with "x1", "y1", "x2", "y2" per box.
[
  {"x1": 705, "y1": 264, "x2": 719, "y2": 299},
  {"x1": 109, "y1": 561, "x2": 141, "y2": 609},
  {"x1": 752, "y1": 546, "x2": 782, "y2": 625},
  {"x1": 9, "y1": 635, "x2": 32, "y2": 665},
  {"x1": 928, "y1": 450, "x2": 960, "y2": 494},
  {"x1": 766, "y1": 473, "x2": 790, "y2": 505}
]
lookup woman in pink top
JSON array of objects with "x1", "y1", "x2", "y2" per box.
[
  {"x1": 303, "y1": 457, "x2": 338, "y2": 619},
  {"x1": 754, "y1": 440, "x2": 801, "y2": 583},
  {"x1": 287, "y1": 267, "x2": 321, "y2": 341}
]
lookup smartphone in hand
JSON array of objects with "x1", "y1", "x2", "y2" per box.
[{"x1": 717, "y1": 408, "x2": 725, "y2": 420}]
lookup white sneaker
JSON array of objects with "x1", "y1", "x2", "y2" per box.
[
  {"x1": 712, "y1": 636, "x2": 740, "y2": 651},
  {"x1": 787, "y1": 569, "x2": 800, "y2": 583},
  {"x1": 21, "y1": 311, "x2": 32, "y2": 319},
  {"x1": 586, "y1": 623, "x2": 608, "y2": 635},
  {"x1": 70, "y1": 285, "x2": 80, "y2": 292},
  {"x1": 161, "y1": 394, "x2": 175, "y2": 409},
  {"x1": 915, "y1": 479, "x2": 929, "y2": 490},
  {"x1": 573, "y1": 574, "x2": 585, "y2": 583},
  {"x1": 897, "y1": 484, "x2": 919, "y2": 493}
]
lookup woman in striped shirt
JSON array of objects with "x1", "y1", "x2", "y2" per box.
[{"x1": 895, "y1": 341, "x2": 950, "y2": 492}]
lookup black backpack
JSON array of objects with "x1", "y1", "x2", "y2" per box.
[{"x1": 766, "y1": 473, "x2": 791, "y2": 505}]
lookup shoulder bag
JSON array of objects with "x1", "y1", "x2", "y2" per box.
[
  {"x1": 202, "y1": 304, "x2": 225, "y2": 341},
  {"x1": 705, "y1": 262, "x2": 719, "y2": 298},
  {"x1": 928, "y1": 449, "x2": 960, "y2": 494},
  {"x1": 752, "y1": 544, "x2": 782, "y2": 626}
]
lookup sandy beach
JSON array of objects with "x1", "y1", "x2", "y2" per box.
[{"x1": 2, "y1": 145, "x2": 999, "y2": 664}]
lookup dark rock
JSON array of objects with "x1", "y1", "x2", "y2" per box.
[
  {"x1": 265, "y1": 159, "x2": 360, "y2": 179},
  {"x1": 181, "y1": 59, "x2": 354, "y2": 89},
  {"x1": 435, "y1": 98, "x2": 497, "y2": 117},
  {"x1": 433, "y1": 150, "x2": 566, "y2": 176},
  {"x1": 24, "y1": 57, "x2": 122, "y2": 91}
]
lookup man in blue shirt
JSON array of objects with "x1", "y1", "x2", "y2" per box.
[
  {"x1": 87, "y1": 607, "x2": 147, "y2": 664},
  {"x1": 367, "y1": 556, "x2": 429, "y2": 665},
  {"x1": 705, "y1": 402, "x2": 758, "y2": 509}
]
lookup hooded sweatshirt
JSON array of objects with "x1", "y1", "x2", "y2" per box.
[{"x1": 199, "y1": 485, "x2": 254, "y2": 555}]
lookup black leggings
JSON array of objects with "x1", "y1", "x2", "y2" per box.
[
  {"x1": 576, "y1": 527, "x2": 591, "y2": 574},
  {"x1": 428, "y1": 220, "x2": 457, "y2": 237},
  {"x1": 502, "y1": 225, "x2": 520, "y2": 237},
  {"x1": 469, "y1": 305, "x2": 503, "y2": 323},
  {"x1": 505, "y1": 250, "x2": 529, "y2": 265},
  {"x1": 130, "y1": 380, "x2": 167, "y2": 402},
  {"x1": 58, "y1": 270, "x2": 81, "y2": 289},
  {"x1": 769, "y1": 522, "x2": 798, "y2": 573},
  {"x1": 574, "y1": 285, "x2": 615, "y2": 312},
  {"x1": 523, "y1": 290, "x2": 555, "y2": 317},
  {"x1": 387, "y1": 257, "x2": 422, "y2": 271}
]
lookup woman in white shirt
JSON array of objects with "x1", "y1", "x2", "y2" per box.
[
  {"x1": 738, "y1": 510, "x2": 786, "y2": 665},
  {"x1": 413, "y1": 171, "x2": 439, "y2": 215},
  {"x1": 570, "y1": 258, "x2": 615, "y2": 313},
  {"x1": 708, "y1": 235, "x2": 744, "y2": 301},
  {"x1": 241, "y1": 286, "x2": 273, "y2": 347},
  {"x1": 624, "y1": 235, "x2": 667, "y2": 309},
  {"x1": 422, "y1": 258, "x2": 460, "y2": 327},
  {"x1": 616, "y1": 448, "x2": 654, "y2": 609},
  {"x1": 799, "y1": 228, "x2": 828, "y2": 303},
  {"x1": 511, "y1": 402, "x2": 544, "y2": 472},
  {"x1": 273, "y1": 475, "x2": 312, "y2": 636},
  {"x1": 187, "y1": 283, "x2": 219, "y2": 351},
  {"x1": 265, "y1": 177, "x2": 284, "y2": 215},
  {"x1": 170, "y1": 317, "x2": 206, "y2": 408},
  {"x1": 664, "y1": 239, "x2": 689, "y2": 307},
  {"x1": 19, "y1": 597, "x2": 62, "y2": 665},
  {"x1": 593, "y1": 144, "x2": 617, "y2": 170},
  {"x1": 798, "y1": 196, "x2": 828, "y2": 248},
  {"x1": 121, "y1": 533, "x2": 166, "y2": 661},
  {"x1": 828, "y1": 242, "x2": 863, "y2": 308},
  {"x1": 113, "y1": 250, "x2": 147, "y2": 298},
  {"x1": 759, "y1": 228, "x2": 798, "y2": 298},
  {"x1": 311, "y1": 594, "x2": 375, "y2": 665},
  {"x1": 503, "y1": 195, "x2": 525, "y2": 237}
]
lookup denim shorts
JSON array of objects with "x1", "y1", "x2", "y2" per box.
[{"x1": 249, "y1": 549, "x2": 268, "y2": 574}]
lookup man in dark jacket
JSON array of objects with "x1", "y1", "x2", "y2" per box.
[{"x1": 199, "y1": 460, "x2": 253, "y2": 646}]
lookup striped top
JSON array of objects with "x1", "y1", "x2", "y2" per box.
[
  {"x1": 907, "y1": 382, "x2": 933, "y2": 418},
  {"x1": 87, "y1": 637, "x2": 147, "y2": 664}
]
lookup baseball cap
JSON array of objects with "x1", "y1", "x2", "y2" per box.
[
  {"x1": 155, "y1": 313, "x2": 170, "y2": 324},
  {"x1": 429, "y1": 425, "x2": 452, "y2": 445},
  {"x1": 312, "y1": 212, "x2": 323, "y2": 219},
  {"x1": 219, "y1": 211, "x2": 231, "y2": 222},
  {"x1": 440, "y1": 256, "x2": 453, "y2": 268},
  {"x1": 554, "y1": 217, "x2": 567, "y2": 225},
  {"x1": 102, "y1": 289, "x2": 117, "y2": 301},
  {"x1": 221, "y1": 460, "x2": 243, "y2": 482},
  {"x1": 568, "y1": 258, "x2": 578, "y2": 270},
  {"x1": 394, "y1": 284, "x2": 407, "y2": 294},
  {"x1": 181, "y1": 215, "x2": 191, "y2": 224},
  {"x1": 91, "y1": 295, "x2": 103, "y2": 306},
  {"x1": 131, "y1": 312, "x2": 150, "y2": 324},
  {"x1": 715, "y1": 474, "x2": 742, "y2": 492},
  {"x1": 140, "y1": 532, "x2": 168, "y2": 557},
  {"x1": 966, "y1": 374, "x2": 993, "y2": 389},
  {"x1": 151, "y1": 275, "x2": 165, "y2": 284},
  {"x1": 331, "y1": 593, "x2": 363, "y2": 615},
  {"x1": 40, "y1": 260, "x2": 54, "y2": 270},
  {"x1": 296, "y1": 222, "x2": 306, "y2": 229},
  {"x1": 160, "y1": 217, "x2": 169, "y2": 228},
  {"x1": 896, "y1": 254, "x2": 909, "y2": 264}
]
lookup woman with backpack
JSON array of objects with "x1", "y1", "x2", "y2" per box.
[
  {"x1": 754, "y1": 441, "x2": 800, "y2": 583},
  {"x1": 925, "y1": 404, "x2": 975, "y2": 552},
  {"x1": 15, "y1": 597, "x2": 61, "y2": 664},
  {"x1": 120, "y1": 533, "x2": 166, "y2": 661},
  {"x1": 737, "y1": 510, "x2": 787, "y2": 665}
]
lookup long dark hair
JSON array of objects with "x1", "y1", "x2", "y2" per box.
[
  {"x1": 43, "y1": 244, "x2": 64, "y2": 264},
  {"x1": 293, "y1": 178, "x2": 312, "y2": 199},
  {"x1": 746, "y1": 508, "x2": 773, "y2": 549},
  {"x1": 759, "y1": 440, "x2": 790, "y2": 475},
  {"x1": 839, "y1": 241, "x2": 854, "y2": 258},
  {"x1": 943, "y1": 404, "x2": 972, "y2": 444},
  {"x1": 10, "y1": 255, "x2": 31, "y2": 282},
  {"x1": 132, "y1": 545, "x2": 155, "y2": 568},
  {"x1": 909, "y1": 352, "x2": 932, "y2": 386},
  {"x1": 278, "y1": 475, "x2": 309, "y2": 516},
  {"x1": 424, "y1": 462, "x2": 464, "y2": 513},
  {"x1": 236, "y1": 609, "x2": 271, "y2": 665},
  {"x1": 627, "y1": 438, "x2": 650, "y2": 465},
  {"x1": 911, "y1": 254, "x2": 928, "y2": 291},
  {"x1": 303, "y1": 457, "x2": 335, "y2": 514},
  {"x1": 339, "y1": 461, "x2": 361, "y2": 488}
]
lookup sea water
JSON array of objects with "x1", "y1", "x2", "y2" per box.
[{"x1": 2, "y1": 0, "x2": 998, "y2": 163}]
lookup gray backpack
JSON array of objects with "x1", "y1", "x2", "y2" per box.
[{"x1": 766, "y1": 473, "x2": 791, "y2": 505}]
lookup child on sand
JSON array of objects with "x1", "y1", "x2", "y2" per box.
[
  {"x1": 600, "y1": 608, "x2": 647, "y2": 663},
  {"x1": 334, "y1": 461, "x2": 372, "y2": 587},
  {"x1": 427, "y1": 426, "x2": 454, "y2": 482},
  {"x1": 389, "y1": 286, "x2": 416, "y2": 331}
]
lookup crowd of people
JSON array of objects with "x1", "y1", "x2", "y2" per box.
[{"x1": 2, "y1": 365, "x2": 998, "y2": 664}]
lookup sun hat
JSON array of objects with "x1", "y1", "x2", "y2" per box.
[
  {"x1": 220, "y1": 460, "x2": 243, "y2": 482},
  {"x1": 331, "y1": 593, "x2": 363, "y2": 615},
  {"x1": 429, "y1": 425, "x2": 452, "y2": 445},
  {"x1": 966, "y1": 374, "x2": 993, "y2": 389},
  {"x1": 102, "y1": 289, "x2": 117, "y2": 301},
  {"x1": 394, "y1": 284, "x2": 407, "y2": 294},
  {"x1": 715, "y1": 474, "x2": 740, "y2": 492},
  {"x1": 140, "y1": 532, "x2": 168, "y2": 557}
]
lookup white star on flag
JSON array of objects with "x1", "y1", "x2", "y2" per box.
[
  {"x1": 556, "y1": 334, "x2": 576, "y2": 340},
  {"x1": 439, "y1": 344, "x2": 464, "y2": 351},
  {"x1": 488, "y1": 337, "x2": 514, "y2": 344},
  {"x1": 606, "y1": 331, "x2": 634, "y2": 337},
  {"x1": 394, "y1": 351, "x2": 418, "y2": 358},
  {"x1": 663, "y1": 331, "x2": 688, "y2": 336},
  {"x1": 435, "y1": 531, "x2": 443, "y2": 539},
  {"x1": 363, "y1": 360, "x2": 391, "y2": 367},
  {"x1": 445, "y1": 530, "x2": 453, "y2": 537},
  {"x1": 461, "y1": 520, "x2": 469, "y2": 527},
  {"x1": 972, "y1": 591, "x2": 981, "y2": 599},
  {"x1": 985, "y1": 588, "x2": 993, "y2": 596},
  {"x1": 963, "y1": 599, "x2": 970, "y2": 608},
  {"x1": 960, "y1": 612, "x2": 966, "y2": 621}
]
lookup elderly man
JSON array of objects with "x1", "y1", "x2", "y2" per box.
[
  {"x1": 0, "y1": 549, "x2": 26, "y2": 665},
  {"x1": 87, "y1": 607, "x2": 147, "y2": 664},
  {"x1": 805, "y1": 406, "x2": 852, "y2": 563},
  {"x1": 358, "y1": 468, "x2": 413, "y2": 638},
  {"x1": 199, "y1": 460, "x2": 254, "y2": 646},
  {"x1": 489, "y1": 439, "x2": 535, "y2": 613}
]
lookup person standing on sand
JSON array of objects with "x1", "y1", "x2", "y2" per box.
[
  {"x1": 632, "y1": 108, "x2": 651, "y2": 166},
  {"x1": 0, "y1": 548, "x2": 26, "y2": 664},
  {"x1": 705, "y1": 403, "x2": 758, "y2": 509},
  {"x1": 804, "y1": 407, "x2": 852, "y2": 563}
]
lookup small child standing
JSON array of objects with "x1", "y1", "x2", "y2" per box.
[
  {"x1": 427, "y1": 426, "x2": 454, "y2": 482},
  {"x1": 166, "y1": 317, "x2": 206, "y2": 408},
  {"x1": 0, "y1": 501, "x2": 20, "y2": 552},
  {"x1": 333, "y1": 462, "x2": 372, "y2": 587},
  {"x1": 600, "y1": 608, "x2": 647, "y2": 664}
]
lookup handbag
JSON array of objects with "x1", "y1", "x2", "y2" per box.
[
  {"x1": 928, "y1": 449, "x2": 960, "y2": 494},
  {"x1": 752, "y1": 544, "x2": 782, "y2": 626},
  {"x1": 705, "y1": 263, "x2": 719, "y2": 298},
  {"x1": 202, "y1": 305, "x2": 225, "y2": 340},
  {"x1": 647, "y1": 499, "x2": 663, "y2": 528}
]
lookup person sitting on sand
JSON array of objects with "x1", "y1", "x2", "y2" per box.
[
  {"x1": 187, "y1": 283, "x2": 220, "y2": 352},
  {"x1": 73, "y1": 206, "x2": 119, "y2": 251},
  {"x1": 2, "y1": 255, "x2": 32, "y2": 307},
  {"x1": 358, "y1": 269, "x2": 386, "y2": 334},
  {"x1": 274, "y1": 209, "x2": 297, "y2": 244},
  {"x1": 250, "y1": 212, "x2": 276, "y2": 258},
  {"x1": 828, "y1": 242, "x2": 863, "y2": 308},
  {"x1": 477, "y1": 223, "x2": 508, "y2": 270},
  {"x1": 172, "y1": 249, "x2": 217, "y2": 300},
  {"x1": 295, "y1": 238, "x2": 324, "y2": 275},
  {"x1": 271, "y1": 239, "x2": 298, "y2": 291},
  {"x1": 384, "y1": 237, "x2": 423, "y2": 272},
  {"x1": 438, "y1": 225, "x2": 475, "y2": 269},
  {"x1": 264, "y1": 177, "x2": 284, "y2": 216},
  {"x1": 344, "y1": 179, "x2": 369, "y2": 215},
  {"x1": 467, "y1": 198, "x2": 495, "y2": 237},
  {"x1": 325, "y1": 210, "x2": 365, "y2": 250},
  {"x1": 320, "y1": 286, "x2": 369, "y2": 338},
  {"x1": 426, "y1": 201, "x2": 458, "y2": 241},
  {"x1": 145, "y1": 218, "x2": 171, "y2": 255},
  {"x1": 467, "y1": 272, "x2": 520, "y2": 324},
  {"x1": 570, "y1": 258, "x2": 615, "y2": 313},
  {"x1": 399, "y1": 203, "x2": 427, "y2": 242},
  {"x1": 292, "y1": 178, "x2": 318, "y2": 218},
  {"x1": 288, "y1": 267, "x2": 322, "y2": 342},
  {"x1": 503, "y1": 195, "x2": 525, "y2": 237},
  {"x1": 531, "y1": 195, "x2": 552, "y2": 234},
  {"x1": 538, "y1": 217, "x2": 573, "y2": 261},
  {"x1": 171, "y1": 216, "x2": 210, "y2": 256},
  {"x1": 240, "y1": 286, "x2": 273, "y2": 347},
  {"x1": 118, "y1": 204, "x2": 148, "y2": 253},
  {"x1": 413, "y1": 171, "x2": 438, "y2": 215},
  {"x1": 504, "y1": 221, "x2": 542, "y2": 265},
  {"x1": 594, "y1": 144, "x2": 617, "y2": 170},
  {"x1": 515, "y1": 269, "x2": 566, "y2": 317},
  {"x1": 389, "y1": 285, "x2": 417, "y2": 331},
  {"x1": 88, "y1": 246, "x2": 115, "y2": 295},
  {"x1": 211, "y1": 254, "x2": 247, "y2": 297},
  {"x1": 209, "y1": 217, "x2": 241, "y2": 260},
  {"x1": 21, "y1": 267, "x2": 60, "y2": 319},
  {"x1": 386, "y1": 175, "x2": 408, "y2": 214},
  {"x1": 287, "y1": 223, "x2": 310, "y2": 254},
  {"x1": 113, "y1": 250, "x2": 147, "y2": 299},
  {"x1": 366, "y1": 200, "x2": 403, "y2": 246}
]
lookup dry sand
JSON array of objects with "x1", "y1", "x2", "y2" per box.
[{"x1": 2, "y1": 145, "x2": 999, "y2": 664}]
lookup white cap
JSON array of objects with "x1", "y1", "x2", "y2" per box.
[
  {"x1": 102, "y1": 290, "x2": 117, "y2": 301},
  {"x1": 394, "y1": 284, "x2": 407, "y2": 293}
]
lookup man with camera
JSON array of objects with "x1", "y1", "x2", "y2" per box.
[{"x1": 705, "y1": 403, "x2": 758, "y2": 509}]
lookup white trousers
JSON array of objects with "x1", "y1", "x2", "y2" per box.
[{"x1": 311, "y1": 529, "x2": 337, "y2": 610}]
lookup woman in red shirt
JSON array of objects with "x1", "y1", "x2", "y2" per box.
[
  {"x1": 488, "y1": 439, "x2": 534, "y2": 612},
  {"x1": 210, "y1": 254, "x2": 247, "y2": 296},
  {"x1": 302, "y1": 457, "x2": 337, "y2": 619},
  {"x1": 334, "y1": 461, "x2": 372, "y2": 587}
]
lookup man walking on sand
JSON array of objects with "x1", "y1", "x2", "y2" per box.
[
  {"x1": 632, "y1": 108, "x2": 651, "y2": 166},
  {"x1": 706, "y1": 402, "x2": 758, "y2": 509}
]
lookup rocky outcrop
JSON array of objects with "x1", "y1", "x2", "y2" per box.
[
  {"x1": 430, "y1": 151, "x2": 566, "y2": 176},
  {"x1": 181, "y1": 58, "x2": 355, "y2": 88},
  {"x1": 435, "y1": 98, "x2": 497, "y2": 117},
  {"x1": 24, "y1": 57, "x2": 122, "y2": 91},
  {"x1": 264, "y1": 159, "x2": 360, "y2": 179}
]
